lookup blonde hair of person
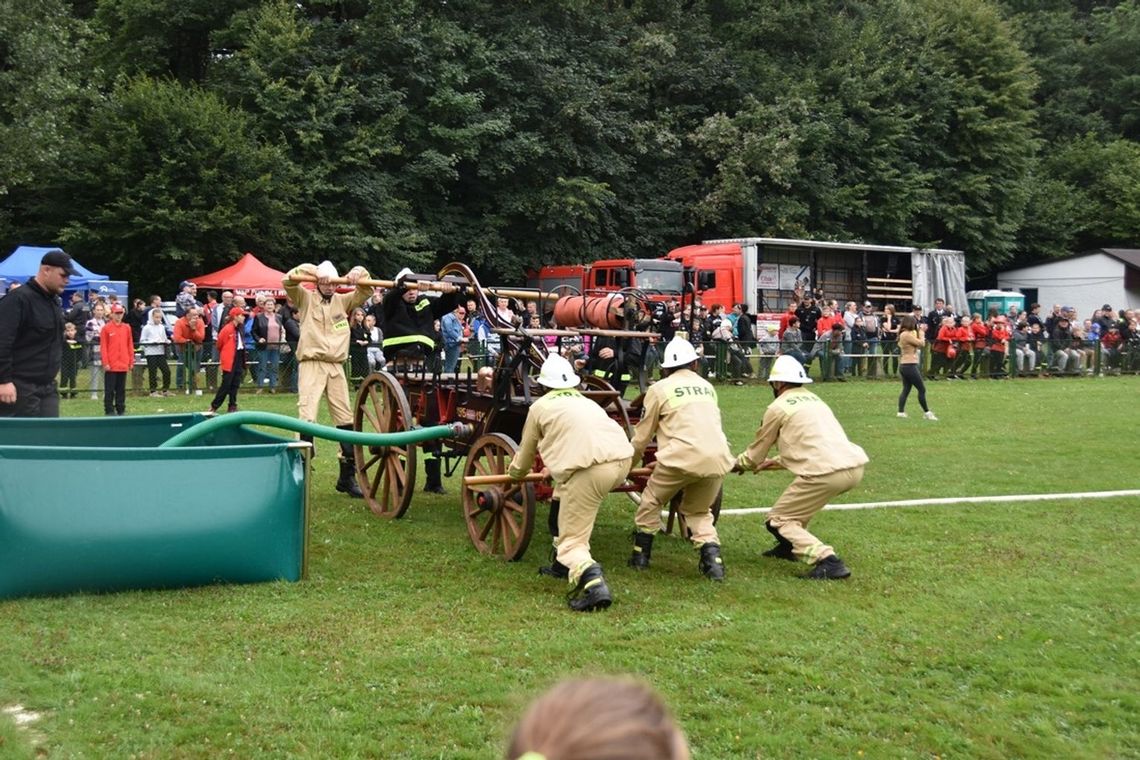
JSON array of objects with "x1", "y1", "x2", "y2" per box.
[{"x1": 505, "y1": 677, "x2": 690, "y2": 760}]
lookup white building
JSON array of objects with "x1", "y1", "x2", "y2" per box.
[{"x1": 996, "y1": 248, "x2": 1139, "y2": 320}]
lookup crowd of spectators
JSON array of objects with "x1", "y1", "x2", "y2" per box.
[{"x1": 6, "y1": 272, "x2": 1137, "y2": 400}]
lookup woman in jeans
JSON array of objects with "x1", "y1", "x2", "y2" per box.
[{"x1": 897, "y1": 314, "x2": 937, "y2": 420}]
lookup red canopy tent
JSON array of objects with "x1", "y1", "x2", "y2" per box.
[{"x1": 189, "y1": 252, "x2": 288, "y2": 298}]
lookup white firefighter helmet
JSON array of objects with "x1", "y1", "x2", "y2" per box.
[
  {"x1": 536, "y1": 353, "x2": 580, "y2": 389},
  {"x1": 394, "y1": 267, "x2": 414, "y2": 284},
  {"x1": 316, "y1": 260, "x2": 339, "y2": 280},
  {"x1": 661, "y1": 336, "x2": 699, "y2": 368},
  {"x1": 767, "y1": 354, "x2": 813, "y2": 384}
]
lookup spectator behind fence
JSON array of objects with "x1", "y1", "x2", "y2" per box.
[
  {"x1": 84, "y1": 302, "x2": 107, "y2": 399},
  {"x1": 174, "y1": 280, "x2": 201, "y2": 317},
  {"x1": 880, "y1": 304, "x2": 899, "y2": 376},
  {"x1": 60, "y1": 322, "x2": 82, "y2": 399},
  {"x1": 172, "y1": 307, "x2": 205, "y2": 392},
  {"x1": 1011, "y1": 321, "x2": 1035, "y2": 376},
  {"x1": 987, "y1": 315, "x2": 1011, "y2": 378},
  {"x1": 1048, "y1": 315, "x2": 1078, "y2": 374},
  {"x1": 0, "y1": 250, "x2": 74, "y2": 417},
  {"x1": 1101, "y1": 324, "x2": 1123, "y2": 371},
  {"x1": 779, "y1": 316, "x2": 806, "y2": 365},
  {"x1": 505, "y1": 677, "x2": 691, "y2": 760},
  {"x1": 364, "y1": 313, "x2": 384, "y2": 372},
  {"x1": 140, "y1": 307, "x2": 172, "y2": 396},
  {"x1": 252, "y1": 298, "x2": 285, "y2": 393}
]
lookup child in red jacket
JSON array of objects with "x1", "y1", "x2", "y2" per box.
[
  {"x1": 987, "y1": 316, "x2": 1011, "y2": 378},
  {"x1": 100, "y1": 303, "x2": 135, "y2": 415},
  {"x1": 209, "y1": 307, "x2": 247, "y2": 414},
  {"x1": 970, "y1": 314, "x2": 989, "y2": 379},
  {"x1": 951, "y1": 317, "x2": 973, "y2": 378}
]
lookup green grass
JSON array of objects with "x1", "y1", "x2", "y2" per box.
[{"x1": 1, "y1": 378, "x2": 1138, "y2": 758}]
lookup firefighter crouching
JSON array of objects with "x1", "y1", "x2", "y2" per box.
[
  {"x1": 627, "y1": 337, "x2": 733, "y2": 581},
  {"x1": 734, "y1": 354, "x2": 868, "y2": 579},
  {"x1": 508, "y1": 354, "x2": 634, "y2": 612}
]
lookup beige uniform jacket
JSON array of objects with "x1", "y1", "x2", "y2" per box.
[
  {"x1": 737, "y1": 387, "x2": 868, "y2": 477},
  {"x1": 629, "y1": 369, "x2": 734, "y2": 478},
  {"x1": 508, "y1": 389, "x2": 634, "y2": 483},
  {"x1": 283, "y1": 266, "x2": 371, "y2": 363}
]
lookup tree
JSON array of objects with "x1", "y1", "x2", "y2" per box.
[{"x1": 54, "y1": 76, "x2": 299, "y2": 292}]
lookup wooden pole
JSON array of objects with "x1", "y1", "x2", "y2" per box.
[
  {"x1": 463, "y1": 467, "x2": 653, "y2": 487},
  {"x1": 285, "y1": 272, "x2": 560, "y2": 302}
]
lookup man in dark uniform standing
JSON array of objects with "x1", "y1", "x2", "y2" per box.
[
  {"x1": 0, "y1": 250, "x2": 75, "y2": 417},
  {"x1": 381, "y1": 267, "x2": 459, "y2": 493}
]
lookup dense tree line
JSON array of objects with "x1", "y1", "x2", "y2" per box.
[{"x1": 1, "y1": 0, "x2": 1137, "y2": 295}]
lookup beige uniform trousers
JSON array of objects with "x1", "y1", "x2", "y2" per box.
[
  {"x1": 298, "y1": 359, "x2": 354, "y2": 428},
  {"x1": 768, "y1": 465, "x2": 864, "y2": 564},
  {"x1": 555, "y1": 457, "x2": 632, "y2": 585},
  {"x1": 634, "y1": 464, "x2": 722, "y2": 547}
]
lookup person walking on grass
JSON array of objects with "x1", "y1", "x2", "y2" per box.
[
  {"x1": 732, "y1": 355, "x2": 868, "y2": 580},
  {"x1": 897, "y1": 314, "x2": 937, "y2": 420},
  {"x1": 508, "y1": 353, "x2": 634, "y2": 612},
  {"x1": 208, "y1": 307, "x2": 247, "y2": 414}
]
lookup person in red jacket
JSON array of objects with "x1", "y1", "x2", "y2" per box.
[
  {"x1": 969, "y1": 313, "x2": 989, "y2": 379},
  {"x1": 100, "y1": 303, "x2": 135, "y2": 416},
  {"x1": 930, "y1": 316, "x2": 955, "y2": 380},
  {"x1": 987, "y1": 316, "x2": 1011, "y2": 378},
  {"x1": 172, "y1": 307, "x2": 206, "y2": 393},
  {"x1": 209, "y1": 307, "x2": 247, "y2": 414},
  {"x1": 951, "y1": 316, "x2": 974, "y2": 378}
]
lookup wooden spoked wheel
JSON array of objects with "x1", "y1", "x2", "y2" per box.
[
  {"x1": 462, "y1": 433, "x2": 535, "y2": 561},
  {"x1": 667, "y1": 486, "x2": 724, "y2": 538},
  {"x1": 579, "y1": 374, "x2": 633, "y2": 436},
  {"x1": 353, "y1": 371, "x2": 417, "y2": 519}
]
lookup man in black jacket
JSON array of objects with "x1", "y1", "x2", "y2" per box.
[
  {"x1": 0, "y1": 250, "x2": 75, "y2": 417},
  {"x1": 381, "y1": 268, "x2": 459, "y2": 493}
]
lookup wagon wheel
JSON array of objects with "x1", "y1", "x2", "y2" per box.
[
  {"x1": 666, "y1": 486, "x2": 724, "y2": 538},
  {"x1": 353, "y1": 371, "x2": 417, "y2": 519},
  {"x1": 462, "y1": 433, "x2": 535, "y2": 561},
  {"x1": 579, "y1": 374, "x2": 633, "y2": 437}
]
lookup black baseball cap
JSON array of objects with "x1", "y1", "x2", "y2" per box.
[{"x1": 41, "y1": 250, "x2": 78, "y2": 276}]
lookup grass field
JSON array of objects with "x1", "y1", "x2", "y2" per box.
[{"x1": 1, "y1": 377, "x2": 1138, "y2": 758}]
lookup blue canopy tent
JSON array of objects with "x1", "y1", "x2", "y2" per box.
[{"x1": 0, "y1": 246, "x2": 109, "y2": 291}]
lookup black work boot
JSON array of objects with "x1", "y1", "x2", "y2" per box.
[
  {"x1": 538, "y1": 547, "x2": 569, "y2": 579},
  {"x1": 567, "y1": 563, "x2": 612, "y2": 612},
  {"x1": 762, "y1": 521, "x2": 797, "y2": 562},
  {"x1": 423, "y1": 457, "x2": 446, "y2": 494},
  {"x1": 698, "y1": 543, "x2": 726, "y2": 581},
  {"x1": 628, "y1": 531, "x2": 654, "y2": 570},
  {"x1": 547, "y1": 499, "x2": 561, "y2": 538},
  {"x1": 803, "y1": 555, "x2": 851, "y2": 580},
  {"x1": 335, "y1": 431, "x2": 363, "y2": 498}
]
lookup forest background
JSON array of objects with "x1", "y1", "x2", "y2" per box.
[{"x1": 1, "y1": 0, "x2": 1138, "y2": 297}]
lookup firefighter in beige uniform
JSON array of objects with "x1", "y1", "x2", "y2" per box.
[
  {"x1": 282, "y1": 260, "x2": 372, "y2": 498},
  {"x1": 508, "y1": 354, "x2": 634, "y2": 612},
  {"x1": 628, "y1": 337, "x2": 733, "y2": 580},
  {"x1": 734, "y1": 354, "x2": 868, "y2": 579}
]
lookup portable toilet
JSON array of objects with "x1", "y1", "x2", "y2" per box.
[{"x1": 966, "y1": 290, "x2": 1025, "y2": 318}]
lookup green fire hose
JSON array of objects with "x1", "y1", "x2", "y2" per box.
[{"x1": 160, "y1": 411, "x2": 470, "y2": 448}]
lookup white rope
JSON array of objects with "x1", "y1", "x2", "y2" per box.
[{"x1": 716, "y1": 489, "x2": 1140, "y2": 516}]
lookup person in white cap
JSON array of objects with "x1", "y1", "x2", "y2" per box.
[
  {"x1": 508, "y1": 354, "x2": 634, "y2": 612},
  {"x1": 282, "y1": 259, "x2": 372, "y2": 498},
  {"x1": 732, "y1": 354, "x2": 868, "y2": 579},
  {"x1": 381, "y1": 266, "x2": 460, "y2": 493},
  {"x1": 626, "y1": 336, "x2": 734, "y2": 580}
]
